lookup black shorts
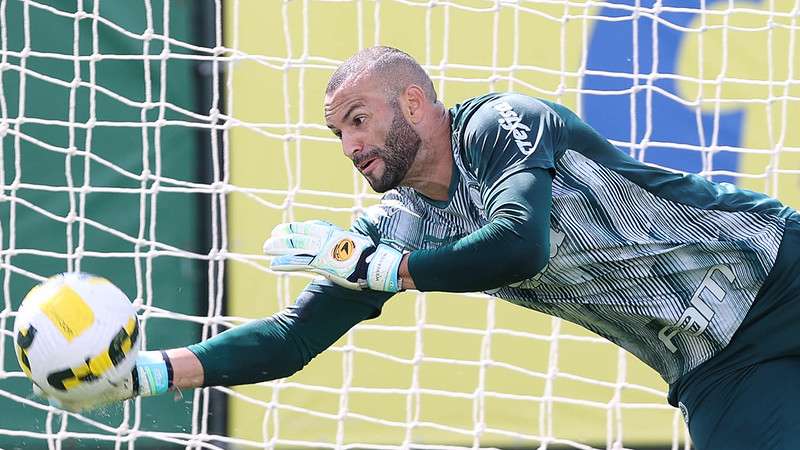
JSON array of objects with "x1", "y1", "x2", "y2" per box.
[{"x1": 669, "y1": 215, "x2": 800, "y2": 450}]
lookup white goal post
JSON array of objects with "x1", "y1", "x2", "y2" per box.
[{"x1": 1, "y1": 1, "x2": 798, "y2": 449}]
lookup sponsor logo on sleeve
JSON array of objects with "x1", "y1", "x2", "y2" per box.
[{"x1": 493, "y1": 101, "x2": 540, "y2": 155}]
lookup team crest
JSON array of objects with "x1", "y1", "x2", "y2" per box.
[{"x1": 332, "y1": 239, "x2": 356, "y2": 261}]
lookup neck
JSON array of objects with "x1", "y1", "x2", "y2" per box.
[{"x1": 400, "y1": 106, "x2": 453, "y2": 201}]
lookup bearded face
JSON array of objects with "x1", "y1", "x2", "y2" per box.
[{"x1": 352, "y1": 101, "x2": 422, "y2": 193}]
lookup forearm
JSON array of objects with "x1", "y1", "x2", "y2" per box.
[
  {"x1": 407, "y1": 217, "x2": 547, "y2": 292},
  {"x1": 404, "y1": 169, "x2": 552, "y2": 293},
  {"x1": 399, "y1": 255, "x2": 416, "y2": 290},
  {"x1": 164, "y1": 348, "x2": 204, "y2": 389},
  {"x1": 185, "y1": 314, "x2": 310, "y2": 386},
  {"x1": 177, "y1": 281, "x2": 389, "y2": 388}
]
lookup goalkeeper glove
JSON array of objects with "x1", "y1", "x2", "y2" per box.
[
  {"x1": 39, "y1": 351, "x2": 173, "y2": 413},
  {"x1": 263, "y1": 220, "x2": 403, "y2": 292}
]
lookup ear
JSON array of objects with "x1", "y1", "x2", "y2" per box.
[{"x1": 403, "y1": 84, "x2": 426, "y2": 124}]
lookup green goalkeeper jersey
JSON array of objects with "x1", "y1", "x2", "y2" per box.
[
  {"x1": 351, "y1": 93, "x2": 795, "y2": 384},
  {"x1": 190, "y1": 93, "x2": 797, "y2": 393}
]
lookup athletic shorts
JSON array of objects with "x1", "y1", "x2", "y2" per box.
[{"x1": 668, "y1": 214, "x2": 800, "y2": 450}]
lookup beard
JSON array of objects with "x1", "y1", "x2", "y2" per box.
[{"x1": 355, "y1": 104, "x2": 422, "y2": 193}]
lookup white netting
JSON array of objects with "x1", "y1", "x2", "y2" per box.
[{"x1": 1, "y1": 0, "x2": 798, "y2": 449}]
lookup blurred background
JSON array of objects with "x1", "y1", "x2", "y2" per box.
[{"x1": 0, "y1": 0, "x2": 797, "y2": 449}]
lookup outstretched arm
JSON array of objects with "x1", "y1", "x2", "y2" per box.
[
  {"x1": 185, "y1": 280, "x2": 388, "y2": 387},
  {"x1": 49, "y1": 281, "x2": 391, "y2": 412},
  {"x1": 166, "y1": 281, "x2": 383, "y2": 388},
  {"x1": 166, "y1": 284, "x2": 376, "y2": 389}
]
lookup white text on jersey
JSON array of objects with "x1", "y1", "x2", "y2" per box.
[
  {"x1": 657, "y1": 265, "x2": 736, "y2": 353},
  {"x1": 493, "y1": 101, "x2": 536, "y2": 155}
]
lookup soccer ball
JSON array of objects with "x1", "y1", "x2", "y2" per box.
[{"x1": 13, "y1": 273, "x2": 140, "y2": 403}]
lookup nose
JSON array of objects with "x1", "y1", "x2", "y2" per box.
[{"x1": 341, "y1": 132, "x2": 363, "y2": 160}]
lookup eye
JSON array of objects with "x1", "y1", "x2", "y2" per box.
[{"x1": 353, "y1": 116, "x2": 366, "y2": 127}]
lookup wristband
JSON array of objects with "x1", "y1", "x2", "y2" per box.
[
  {"x1": 366, "y1": 244, "x2": 403, "y2": 292},
  {"x1": 135, "y1": 351, "x2": 171, "y2": 397},
  {"x1": 161, "y1": 350, "x2": 174, "y2": 388}
]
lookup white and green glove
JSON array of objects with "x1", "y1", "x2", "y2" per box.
[
  {"x1": 263, "y1": 220, "x2": 404, "y2": 292},
  {"x1": 38, "y1": 351, "x2": 173, "y2": 413}
]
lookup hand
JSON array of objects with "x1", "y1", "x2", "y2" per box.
[
  {"x1": 264, "y1": 220, "x2": 403, "y2": 292},
  {"x1": 35, "y1": 374, "x2": 135, "y2": 413},
  {"x1": 35, "y1": 351, "x2": 171, "y2": 413}
]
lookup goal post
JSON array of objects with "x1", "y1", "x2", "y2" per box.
[{"x1": 1, "y1": 0, "x2": 798, "y2": 449}]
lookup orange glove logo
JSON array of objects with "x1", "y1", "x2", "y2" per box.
[{"x1": 332, "y1": 239, "x2": 356, "y2": 261}]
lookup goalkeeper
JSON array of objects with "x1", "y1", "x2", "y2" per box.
[{"x1": 64, "y1": 47, "x2": 800, "y2": 450}]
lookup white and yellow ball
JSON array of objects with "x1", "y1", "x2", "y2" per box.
[{"x1": 13, "y1": 273, "x2": 140, "y2": 403}]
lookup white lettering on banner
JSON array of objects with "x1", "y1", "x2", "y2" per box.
[
  {"x1": 493, "y1": 101, "x2": 540, "y2": 155},
  {"x1": 657, "y1": 265, "x2": 736, "y2": 353}
]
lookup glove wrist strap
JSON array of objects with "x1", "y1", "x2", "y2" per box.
[
  {"x1": 366, "y1": 244, "x2": 403, "y2": 292},
  {"x1": 135, "y1": 351, "x2": 172, "y2": 397}
]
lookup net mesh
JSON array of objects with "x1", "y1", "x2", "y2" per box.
[{"x1": 1, "y1": 0, "x2": 798, "y2": 449}]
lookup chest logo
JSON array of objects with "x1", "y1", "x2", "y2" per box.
[
  {"x1": 494, "y1": 101, "x2": 536, "y2": 155},
  {"x1": 332, "y1": 239, "x2": 356, "y2": 261}
]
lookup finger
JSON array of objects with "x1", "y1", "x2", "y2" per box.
[
  {"x1": 270, "y1": 221, "x2": 336, "y2": 241},
  {"x1": 270, "y1": 254, "x2": 316, "y2": 271},
  {"x1": 55, "y1": 399, "x2": 84, "y2": 413},
  {"x1": 269, "y1": 222, "x2": 296, "y2": 237},
  {"x1": 306, "y1": 219, "x2": 334, "y2": 227},
  {"x1": 45, "y1": 395, "x2": 83, "y2": 413},
  {"x1": 31, "y1": 384, "x2": 71, "y2": 411},
  {"x1": 32, "y1": 383, "x2": 45, "y2": 398},
  {"x1": 263, "y1": 234, "x2": 320, "y2": 255}
]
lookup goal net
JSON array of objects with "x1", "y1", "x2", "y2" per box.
[{"x1": 1, "y1": 0, "x2": 798, "y2": 449}]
